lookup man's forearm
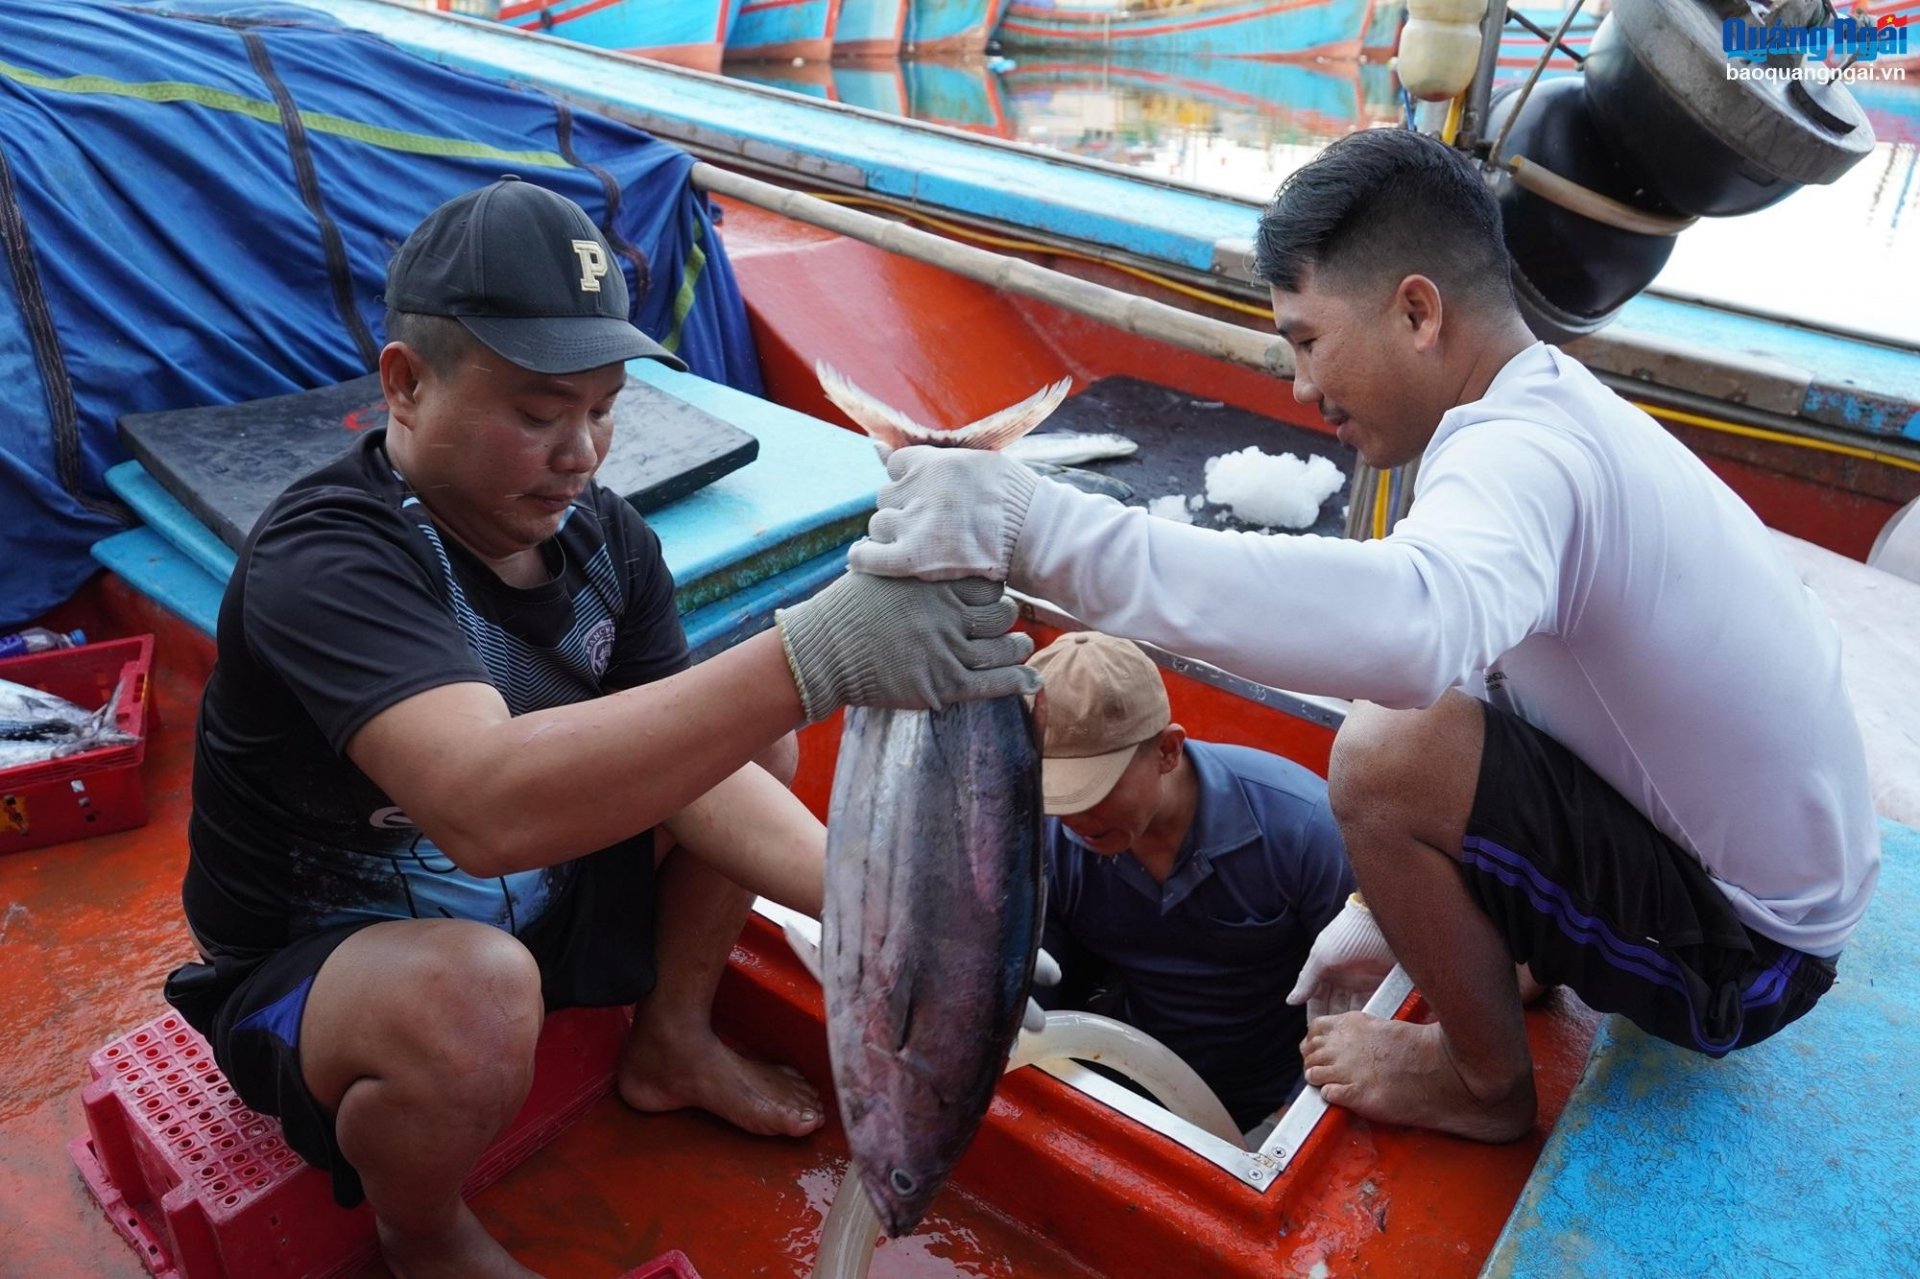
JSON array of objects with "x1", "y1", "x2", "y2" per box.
[{"x1": 350, "y1": 629, "x2": 806, "y2": 877}]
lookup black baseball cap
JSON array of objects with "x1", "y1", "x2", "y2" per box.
[{"x1": 385, "y1": 176, "x2": 687, "y2": 375}]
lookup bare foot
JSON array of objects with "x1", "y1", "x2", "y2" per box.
[
  {"x1": 619, "y1": 1030, "x2": 825, "y2": 1138},
  {"x1": 378, "y1": 1203, "x2": 539, "y2": 1279},
  {"x1": 1301, "y1": 1013, "x2": 1535, "y2": 1143}
]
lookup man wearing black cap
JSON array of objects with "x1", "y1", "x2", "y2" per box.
[{"x1": 166, "y1": 179, "x2": 1036, "y2": 1278}]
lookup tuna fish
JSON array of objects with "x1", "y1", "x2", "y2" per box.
[{"x1": 815, "y1": 363, "x2": 1054, "y2": 1237}]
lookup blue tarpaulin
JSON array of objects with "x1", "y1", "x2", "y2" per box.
[{"x1": 0, "y1": 0, "x2": 763, "y2": 627}]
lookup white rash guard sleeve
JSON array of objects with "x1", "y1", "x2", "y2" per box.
[{"x1": 1008, "y1": 343, "x2": 1879, "y2": 957}]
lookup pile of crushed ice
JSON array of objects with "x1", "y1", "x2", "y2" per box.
[{"x1": 1147, "y1": 447, "x2": 1345, "y2": 530}]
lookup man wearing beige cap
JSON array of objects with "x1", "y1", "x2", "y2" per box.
[{"x1": 1029, "y1": 631, "x2": 1352, "y2": 1134}]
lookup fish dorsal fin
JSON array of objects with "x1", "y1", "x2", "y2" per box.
[{"x1": 815, "y1": 362, "x2": 1072, "y2": 453}]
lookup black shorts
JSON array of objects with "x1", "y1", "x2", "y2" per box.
[
  {"x1": 1463, "y1": 699, "x2": 1836, "y2": 1057},
  {"x1": 161, "y1": 833, "x2": 655, "y2": 1209}
]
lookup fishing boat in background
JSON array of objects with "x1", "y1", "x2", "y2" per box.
[
  {"x1": 904, "y1": 56, "x2": 1017, "y2": 133},
  {"x1": 727, "y1": 57, "x2": 845, "y2": 99},
  {"x1": 728, "y1": 57, "x2": 1014, "y2": 135},
  {"x1": 835, "y1": 0, "x2": 911, "y2": 56},
  {"x1": 1002, "y1": 54, "x2": 1395, "y2": 158},
  {"x1": 1495, "y1": 0, "x2": 1601, "y2": 79},
  {"x1": 998, "y1": 0, "x2": 1377, "y2": 59},
  {"x1": 728, "y1": 0, "x2": 844, "y2": 62},
  {"x1": 904, "y1": 0, "x2": 1017, "y2": 54},
  {"x1": 6, "y1": 3, "x2": 1920, "y2": 1278},
  {"x1": 494, "y1": 0, "x2": 739, "y2": 71},
  {"x1": 833, "y1": 58, "x2": 912, "y2": 112},
  {"x1": 1360, "y1": 0, "x2": 1402, "y2": 56},
  {"x1": 1855, "y1": 79, "x2": 1920, "y2": 144}
]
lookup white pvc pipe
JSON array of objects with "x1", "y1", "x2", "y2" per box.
[
  {"x1": 812, "y1": 1011, "x2": 1244, "y2": 1277},
  {"x1": 1007, "y1": 1012, "x2": 1244, "y2": 1146}
]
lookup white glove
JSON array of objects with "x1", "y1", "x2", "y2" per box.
[
  {"x1": 1286, "y1": 895, "x2": 1396, "y2": 1021},
  {"x1": 775, "y1": 573, "x2": 1040, "y2": 724},
  {"x1": 1022, "y1": 947, "x2": 1062, "y2": 1034},
  {"x1": 847, "y1": 446, "x2": 1040, "y2": 582}
]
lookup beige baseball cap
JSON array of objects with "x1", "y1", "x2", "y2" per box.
[{"x1": 1026, "y1": 632, "x2": 1171, "y2": 816}]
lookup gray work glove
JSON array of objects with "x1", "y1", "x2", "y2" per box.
[
  {"x1": 775, "y1": 572, "x2": 1041, "y2": 724},
  {"x1": 847, "y1": 446, "x2": 1041, "y2": 582}
]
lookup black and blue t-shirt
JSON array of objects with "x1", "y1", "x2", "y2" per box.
[{"x1": 186, "y1": 428, "x2": 687, "y2": 959}]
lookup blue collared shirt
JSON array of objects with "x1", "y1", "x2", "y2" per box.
[{"x1": 1041, "y1": 740, "x2": 1352, "y2": 1129}]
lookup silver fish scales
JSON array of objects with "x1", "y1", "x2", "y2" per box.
[
  {"x1": 822, "y1": 697, "x2": 1043, "y2": 1237},
  {"x1": 815, "y1": 363, "x2": 1057, "y2": 1237}
]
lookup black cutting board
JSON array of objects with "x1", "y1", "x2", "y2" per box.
[{"x1": 119, "y1": 373, "x2": 759, "y2": 550}]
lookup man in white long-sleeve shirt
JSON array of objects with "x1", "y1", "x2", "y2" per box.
[{"x1": 846, "y1": 129, "x2": 1880, "y2": 1142}]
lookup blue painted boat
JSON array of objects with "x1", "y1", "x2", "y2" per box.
[
  {"x1": 730, "y1": 58, "x2": 1011, "y2": 135},
  {"x1": 727, "y1": 0, "x2": 844, "y2": 61},
  {"x1": 834, "y1": 0, "x2": 911, "y2": 56},
  {"x1": 1854, "y1": 79, "x2": 1920, "y2": 145},
  {"x1": 727, "y1": 57, "x2": 840, "y2": 98},
  {"x1": 905, "y1": 0, "x2": 1014, "y2": 54},
  {"x1": 1002, "y1": 54, "x2": 1378, "y2": 147},
  {"x1": 905, "y1": 56, "x2": 1014, "y2": 134},
  {"x1": 496, "y1": 0, "x2": 738, "y2": 71},
  {"x1": 999, "y1": 0, "x2": 1375, "y2": 59},
  {"x1": 832, "y1": 59, "x2": 911, "y2": 113},
  {"x1": 1360, "y1": 0, "x2": 1400, "y2": 54}
]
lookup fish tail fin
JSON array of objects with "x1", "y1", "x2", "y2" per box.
[
  {"x1": 944, "y1": 377, "x2": 1074, "y2": 451},
  {"x1": 815, "y1": 362, "x2": 934, "y2": 454}
]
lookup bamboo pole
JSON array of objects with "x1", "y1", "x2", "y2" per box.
[{"x1": 689, "y1": 162, "x2": 1294, "y2": 379}]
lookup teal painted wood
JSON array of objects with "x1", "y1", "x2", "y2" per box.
[
  {"x1": 89, "y1": 528, "x2": 225, "y2": 636},
  {"x1": 728, "y1": 0, "x2": 840, "y2": 58},
  {"x1": 103, "y1": 463, "x2": 238, "y2": 583},
  {"x1": 629, "y1": 359, "x2": 884, "y2": 605},
  {"x1": 682, "y1": 546, "x2": 850, "y2": 661},
  {"x1": 999, "y1": 0, "x2": 1374, "y2": 58},
  {"x1": 1484, "y1": 817, "x2": 1920, "y2": 1279},
  {"x1": 835, "y1": 0, "x2": 909, "y2": 54},
  {"x1": 497, "y1": 0, "x2": 733, "y2": 60},
  {"x1": 96, "y1": 358, "x2": 881, "y2": 632},
  {"x1": 1616, "y1": 295, "x2": 1920, "y2": 440}
]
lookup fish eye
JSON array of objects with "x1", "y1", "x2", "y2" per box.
[{"x1": 889, "y1": 1168, "x2": 917, "y2": 1195}]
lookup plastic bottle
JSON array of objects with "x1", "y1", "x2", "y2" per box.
[
  {"x1": 1397, "y1": 0, "x2": 1490, "y2": 101},
  {"x1": 0, "y1": 627, "x2": 86, "y2": 660}
]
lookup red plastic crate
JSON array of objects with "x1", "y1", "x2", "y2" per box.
[
  {"x1": 0, "y1": 633, "x2": 154, "y2": 853},
  {"x1": 70, "y1": 1005, "x2": 632, "y2": 1279}
]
